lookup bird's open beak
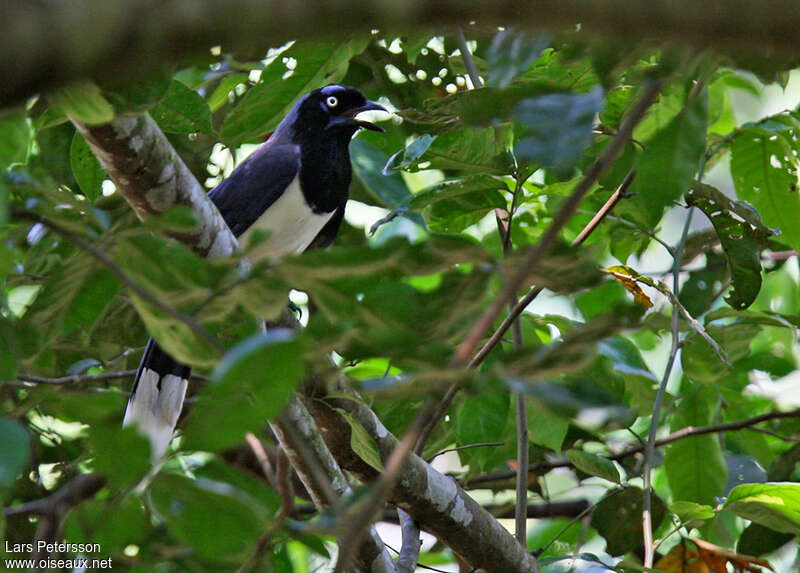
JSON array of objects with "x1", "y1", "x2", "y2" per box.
[{"x1": 329, "y1": 100, "x2": 389, "y2": 132}]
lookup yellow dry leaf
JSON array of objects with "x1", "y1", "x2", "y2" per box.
[{"x1": 603, "y1": 266, "x2": 653, "y2": 308}]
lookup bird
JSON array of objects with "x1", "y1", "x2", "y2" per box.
[{"x1": 123, "y1": 84, "x2": 387, "y2": 459}]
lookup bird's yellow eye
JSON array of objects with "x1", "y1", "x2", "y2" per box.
[{"x1": 326, "y1": 96, "x2": 339, "y2": 108}]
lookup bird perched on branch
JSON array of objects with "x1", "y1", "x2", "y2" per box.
[{"x1": 123, "y1": 85, "x2": 387, "y2": 459}]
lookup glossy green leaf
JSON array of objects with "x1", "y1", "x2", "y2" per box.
[
  {"x1": 566, "y1": 449, "x2": 620, "y2": 483},
  {"x1": 340, "y1": 411, "x2": 384, "y2": 471},
  {"x1": 731, "y1": 125, "x2": 800, "y2": 251},
  {"x1": 686, "y1": 182, "x2": 774, "y2": 310},
  {"x1": 0, "y1": 417, "x2": 30, "y2": 488},
  {"x1": 70, "y1": 132, "x2": 105, "y2": 202},
  {"x1": 725, "y1": 482, "x2": 800, "y2": 535},
  {"x1": 151, "y1": 79, "x2": 213, "y2": 134},
  {"x1": 183, "y1": 331, "x2": 306, "y2": 451},
  {"x1": 670, "y1": 500, "x2": 716, "y2": 524}
]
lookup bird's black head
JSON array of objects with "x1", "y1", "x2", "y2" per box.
[{"x1": 282, "y1": 85, "x2": 387, "y2": 143}]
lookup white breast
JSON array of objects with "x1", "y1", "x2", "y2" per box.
[{"x1": 239, "y1": 176, "x2": 334, "y2": 263}]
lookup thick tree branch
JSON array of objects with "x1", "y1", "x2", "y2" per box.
[
  {"x1": 314, "y1": 396, "x2": 541, "y2": 573},
  {"x1": 73, "y1": 112, "x2": 394, "y2": 572},
  {"x1": 4, "y1": 1, "x2": 800, "y2": 108},
  {"x1": 3, "y1": 474, "x2": 106, "y2": 519}
]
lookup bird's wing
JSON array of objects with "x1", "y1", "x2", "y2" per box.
[{"x1": 208, "y1": 142, "x2": 301, "y2": 237}]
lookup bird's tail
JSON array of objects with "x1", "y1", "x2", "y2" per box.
[{"x1": 123, "y1": 338, "x2": 190, "y2": 460}]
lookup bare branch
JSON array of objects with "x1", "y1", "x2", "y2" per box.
[
  {"x1": 4, "y1": 473, "x2": 105, "y2": 519},
  {"x1": 396, "y1": 508, "x2": 421, "y2": 573}
]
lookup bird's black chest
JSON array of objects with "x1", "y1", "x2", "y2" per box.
[{"x1": 298, "y1": 138, "x2": 352, "y2": 214}]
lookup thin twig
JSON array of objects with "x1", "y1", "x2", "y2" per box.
[
  {"x1": 426, "y1": 441, "x2": 505, "y2": 463},
  {"x1": 642, "y1": 208, "x2": 692, "y2": 568},
  {"x1": 463, "y1": 408, "x2": 800, "y2": 487},
  {"x1": 456, "y1": 28, "x2": 483, "y2": 89},
  {"x1": 417, "y1": 169, "x2": 639, "y2": 452},
  {"x1": 14, "y1": 370, "x2": 137, "y2": 385},
  {"x1": 245, "y1": 432, "x2": 278, "y2": 488},
  {"x1": 3, "y1": 473, "x2": 105, "y2": 518},
  {"x1": 14, "y1": 210, "x2": 225, "y2": 355}
]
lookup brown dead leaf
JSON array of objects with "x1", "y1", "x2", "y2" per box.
[{"x1": 654, "y1": 539, "x2": 774, "y2": 573}]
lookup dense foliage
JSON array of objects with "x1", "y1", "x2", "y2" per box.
[{"x1": 2, "y1": 25, "x2": 800, "y2": 572}]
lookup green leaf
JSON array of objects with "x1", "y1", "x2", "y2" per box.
[
  {"x1": 339, "y1": 411, "x2": 384, "y2": 471},
  {"x1": 664, "y1": 385, "x2": 727, "y2": 505},
  {"x1": 597, "y1": 337, "x2": 657, "y2": 415},
  {"x1": 737, "y1": 522, "x2": 795, "y2": 556},
  {"x1": 89, "y1": 425, "x2": 150, "y2": 488},
  {"x1": 686, "y1": 182, "x2": 774, "y2": 310},
  {"x1": 349, "y1": 138, "x2": 422, "y2": 227},
  {"x1": 0, "y1": 417, "x2": 30, "y2": 488},
  {"x1": 220, "y1": 36, "x2": 370, "y2": 144},
  {"x1": 63, "y1": 496, "x2": 149, "y2": 555},
  {"x1": 410, "y1": 174, "x2": 507, "y2": 233},
  {"x1": 70, "y1": 132, "x2": 105, "y2": 202},
  {"x1": 631, "y1": 89, "x2": 707, "y2": 226},
  {"x1": 566, "y1": 449, "x2": 620, "y2": 483},
  {"x1": 101, "y1": 72, "x2": 171, "y2": 113},
  {"x1": 670, "y1": 500, "x2": 716, "y2": 524},
  {"x1": 681, "y1": 323, "x2": 759, "y2": 384},
  {"x1": 725, "y1": 482, "x2": 800, "y2": 535},
  {"x1": 207, "y1": 73, "x2": 249, "y2": 112},
  {"x1": 455, "y1": 387, "x2": 509, "y2": 472},
  {"x1": 183, "y1": 331, "x2": 306, "y2": 451},
  {"x1": 150, "y1": 474, "x2": 268, "y2": 559},
  {"x1": 0, "y1": 110, "x2": 30, "y2": 169},
  {"x1": 526, "y1": 399, "x2": 569, "y2": 451},
  {"x1": 515, "y1": 87, "x2": 604, "y2": 178},
  {"x1": 590, "y1": 487, "x2": 666, "y2": 556},
  {"x1": 387, "y1": 128, "x2": 514, "y2": 174},
  {"x1": 731, "y1": 125, "x2": 800, "y2": 251},
  {"x1": 48, "y1": 82, "x2": 115, "y2": 125},
  {"x1": 384, "y1": 135, "x2": 436, "y2": 172},
  {"x1": 487, "y1": 30, "x2": 549, "y2": 88},
  {"x1": 150, "y1": 80, "x2": 213, "y2": 134}
]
